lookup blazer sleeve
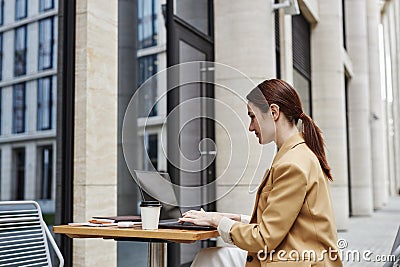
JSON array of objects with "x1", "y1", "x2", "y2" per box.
[{"x1": 229, "y1": 162, "x2": 308, "y2": 253}]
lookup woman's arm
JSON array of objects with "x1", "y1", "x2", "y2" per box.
[{"x1": 213, "y1": 212, "x2": 241, "y2": 222}]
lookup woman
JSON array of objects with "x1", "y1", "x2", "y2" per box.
[{"x1": 180, "y1": 79, "x2": 343, "y2": 267}]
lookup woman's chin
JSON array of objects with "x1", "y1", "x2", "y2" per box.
[{"x1": 260, "y1": 138, "x2": 273, "y2": 145}]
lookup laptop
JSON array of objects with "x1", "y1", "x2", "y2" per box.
[{"x1": 133, "y1": 170, "x2": 215, "y2": 231}]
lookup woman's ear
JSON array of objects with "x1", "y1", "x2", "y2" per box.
[{"x1": 270, "y1": 104, "x2": 279, "y2": 120}]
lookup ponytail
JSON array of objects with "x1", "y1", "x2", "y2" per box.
[{"x1": 300, "y1": 114, "x2": 333, "y2": 181}]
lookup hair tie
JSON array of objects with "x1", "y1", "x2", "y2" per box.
[{"x1": 299, "y1": 112, "x2": 305, "y2": 120}]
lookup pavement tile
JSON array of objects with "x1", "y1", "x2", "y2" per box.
[{"x1": 338, "y1": 196, "x2": 400, "y2": 267}]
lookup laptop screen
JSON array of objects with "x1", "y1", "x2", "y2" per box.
[{"x1": 133, "y1": 170, "x2": 182, "y2": 220}]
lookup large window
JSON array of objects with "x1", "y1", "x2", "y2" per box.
[
  {"x1": 37, "y1": 77, "x2": 52, "y2": 130},
  {"x1": 39, "y1": 0, "x2": 54, "y2": 12},
  {"x1": 15, "y1": 0, "x2": 27, "y2": 21},
  {"x1": 13, "y1": 83, "x2": 26, "y2": 134},
  {"x1": 14, "y1": 26, "x2": 27, "y2": 76},
  {"x1": 39, "y1": 18, "x2": 54, "y2": 70},
  {"x1": 12, "y1": 148, "x2": 25, "y2": 200},
  {"x1": 37, "y1": 146, "x2": 53, "y2": 199},
  {"x1": 138, "y1": 54, "x2": 158, "y2": 117},
  {"x1": 138, "y1": 0, "x2": 157, "y2": 49}
]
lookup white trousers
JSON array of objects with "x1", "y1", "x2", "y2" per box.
[{"x1": 190, "y1": 247, "x2": 247, "y2": 267}]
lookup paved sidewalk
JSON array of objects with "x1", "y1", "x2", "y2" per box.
[{"x1": 338, "y1": 196, "x2": 400, "y2": 267}]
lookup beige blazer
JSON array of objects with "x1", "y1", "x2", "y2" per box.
[{"x1": 230, "y1": 133, "x2": 343, "y2": 267}]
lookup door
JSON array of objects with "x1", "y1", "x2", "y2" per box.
[{"x1": 166, "y1": 1, "x2": 214, "y2": 266}]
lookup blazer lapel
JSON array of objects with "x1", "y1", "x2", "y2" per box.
[
  {"x1": 250, "y1": 168, "x2": 270, "y2": 222},
  {"x1": 248, "y1": 133, "x2": 305, "y2": 223}
]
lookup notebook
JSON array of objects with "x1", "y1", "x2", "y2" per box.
[{"x1": 133, "y1": 170, "x2": 215, "y2": 231}]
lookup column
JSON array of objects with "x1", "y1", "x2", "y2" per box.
[
  {"x1": 280, "y1": 12, "x2": 294, "y2": 84},
  {"x1": 312, "y1": 0, "x2": 349, "y2": 229},
  {"x1": 214, "y1": 0, "x2": 276, "y2": 221},
  {"x1": 74, "y1": 0, "x2": 118, "y2": 266},
  {"x1": 345, "y1": 0, "x2": 373, "y2": 215},
  {"x1": 382, "y1": 12, "x2": 397, "y2": 197},
  {"x1": 367, "y1": 0, "x2": 388, "y2": 209},
  {"x1": 1, "y1": 147, "x2": 12, "y2": 200},
  {"x1": 24, "y1": 143, "x2": 36, "y2": 199},
  {"x1": 391, "y1": 0, "x2": 400, "y2": 194}
]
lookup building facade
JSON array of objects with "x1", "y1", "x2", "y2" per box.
[
  {"x1": 0, "y1": 0, "x2": 58, "y2": 215},
  {"x1": 59, "y1": 0, "x2": 400, "y2": 266}
]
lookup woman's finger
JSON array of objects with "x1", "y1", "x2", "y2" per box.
[{"x1": 179, "y1": 217, "x2": 195, "y2": 224}]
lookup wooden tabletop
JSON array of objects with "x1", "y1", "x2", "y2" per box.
[{"x1": 54, "y1": 225, "x2": 219, "y2": 243}]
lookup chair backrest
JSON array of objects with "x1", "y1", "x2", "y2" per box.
[
  {"x1": 0, "y1": 201, "x2": 64, "y2": 267},
  {"x1": 383, "y1": 225, "x2": 400, "y2": 267}
]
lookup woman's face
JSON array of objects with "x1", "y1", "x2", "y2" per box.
[{"x1": 247, "y1": 102, "x2": 276, "y2": 144}]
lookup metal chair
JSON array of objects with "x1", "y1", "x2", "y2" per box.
[
  {"x1": 384, "y1": 225, "x2": 400, "y2": 267},
  {"x1": 0, "y1": 201, "x2": 64, "y2": 267}
]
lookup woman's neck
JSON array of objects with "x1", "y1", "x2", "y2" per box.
[{"x1": 275, "y1": 125, "x2": 300, "y2": 149}]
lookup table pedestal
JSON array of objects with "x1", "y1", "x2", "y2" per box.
[{"x1": 148, "y1": 242, "x2": 167, "y2": 267}]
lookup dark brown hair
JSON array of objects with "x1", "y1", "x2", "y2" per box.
[{"x1": 246, "y1": 79, "x2": 333, "y2": 181}]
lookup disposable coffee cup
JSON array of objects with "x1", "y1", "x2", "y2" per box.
[{"x1": 140, "y1": 201, "x2": 161, "y2": 230}]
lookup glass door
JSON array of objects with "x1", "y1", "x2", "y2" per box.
[{"x1": 166, "y1": 1, "x2": 214, "y2": 265}]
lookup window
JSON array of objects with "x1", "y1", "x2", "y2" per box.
[
  {"x1": 0, "y1": 150, "x2": 1, "y2": 199},
  {"x1": 143, "y1": 134, "x2": 158, "y2": 170},
  {"x1": 138, "y1": 0, "x2": 157, "y2": 49},
  {"x1": 37, "y1": 77, "x2": 52, "y2": 130},
  {"x1": 12, "y1": 148, "x2": 25, "y2": 200},
  {"x1": 0, "y1": 88, "x2": 2, "y2": 135},
  {"x1": 37, "y1": 146, "x2": 53, "y2": 199},
  {"x1": 13, "y1": 83, "x2": 26, "y2": 134},
  {"x1": 292, "y1": 14, "x2": 312, "y2": 115},
  {"x1": 38, "y1": 18, "x2": 54, "y2": 70},
  {"x1": 14, "y1": 26, "x2": 27, "y2": 76},
  {"x1": 0, "y1": 33, "x2": 3, "y2": 81},
  {"x1": 0, "y1": 0, "x2": 4, "y2": 25},
  {"x1": 138, "y1": 54, "x2": 158, "y2": 117},
  {"x1": 39, "y1": 0, "x2": 54, "y2": 12},
  {"x1": 15, "y1": 0, "x2": 27, "y2": 21},
  {"x1": 275, "y1": 4, "x2": 281, "y2": 79}
]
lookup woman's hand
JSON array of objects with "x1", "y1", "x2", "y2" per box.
[{"x1": 179, "y1": 209, "x2": 223, "y2": 228}]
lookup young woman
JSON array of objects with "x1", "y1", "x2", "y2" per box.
[{"x1": 180, "y1": 79, "x2": 343, "y2": 267}]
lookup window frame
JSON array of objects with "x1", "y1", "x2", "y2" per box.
[
  {"x1": 0, "y1": 33, "x2": 3, "y2": 81},
  {"x1": 12, "y1": 83, "x2": 26, "y2": 134},
  {"x1": 38, "y1": 17, "x2": 54, "y2": 71},
  {"x1": 39, "y1": 0, "x2": 54, "y2": 13},
  {"x1": 14, "y1": 26, "x2": 27, "y2": 77},
  {"x1": 37, "y1": 76, "x2": 53, "y2": 130},
  {"x1": 138, "y1": 0, "x2": 158, "y2": 49},
  {"x1": 15, "y1": 0, "x2": 27, "y2": 21},
  {"x1": 137, "y1": 54, "x2": 158, "y2": 117},
  {"x1": 12, "y1": 148, "x2": 26, "y2": 200},
  {"x1": 0, "y1": 88, "x2": 2, "y2": 135},
  {"x1": 37, "y1": 145, "x2": 53, "y2": 200},
  {"x1": 0, "y1": 0, "x2": 4, "y2": 26}
]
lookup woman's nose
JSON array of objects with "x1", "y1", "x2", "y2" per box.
[{"x1": 249, "y1": 122, "x2": 254, "y2": 132}]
